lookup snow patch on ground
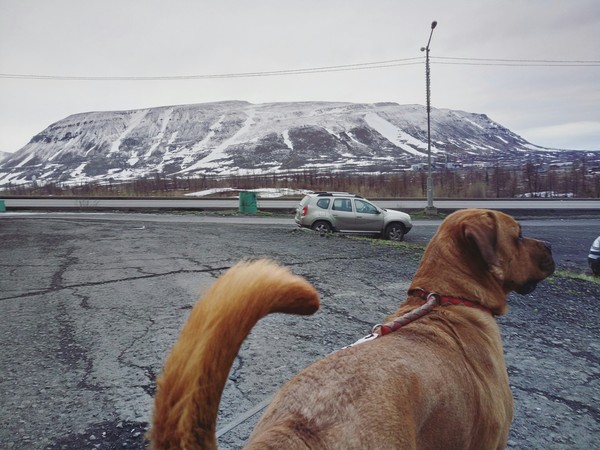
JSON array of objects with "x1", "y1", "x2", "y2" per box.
[
  {"x1": 185, "y1": 187, "x2": 311, "y2": 198},
  {"x1": 186, "y1": 114, "x2": 226, "y2": 162},
  {"x1": 364, "y1": 113, "x2": 431, "y2": 157},
  {"x1": 110, "y1": 110, "x2": 149, "y2": 155},
  {"x1": 464, "y1": 117, "x2": 485, "y2": 130},
  {"x1": 143, "y1": 107, "x2": 174, "y2": 158},
  {"x1": 127, "y1": 153, "x2": 139, "y2": 166},
  {"x1": 70, "y1": 163, "x2": 88, "y2": 178},
  {"x1": 282, "y1": 130, "x2": 293, "y2": 150},
  {"x1": 187, "y1": 108, "x2": 258, "y2": 170},
  {"x1": 15, "y1": 152, "x2": 36, "y2": 168}
]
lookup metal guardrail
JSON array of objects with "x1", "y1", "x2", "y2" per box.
[{"x1": 1, "y1": 197, "x2": 599, "y2": 211}]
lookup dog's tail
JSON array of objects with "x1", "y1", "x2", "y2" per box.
[{"x1": 149, "y1": 259, "x2": 320, "y2": 450}]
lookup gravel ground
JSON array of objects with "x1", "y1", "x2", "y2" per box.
[{"x1": 0, "y1": 214, "x2": 598, "y2": 449}]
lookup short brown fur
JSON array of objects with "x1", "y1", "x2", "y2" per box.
[{"x1": 150, "y1": 209, "x2": 555, "y2": 449}]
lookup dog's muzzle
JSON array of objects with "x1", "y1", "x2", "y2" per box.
[
  {"x1": 515, "y1": 240, "x2": 555, "y2": 295},
  {"x1": 515, "y1": 280, "x2": 540, "y2": 295}
]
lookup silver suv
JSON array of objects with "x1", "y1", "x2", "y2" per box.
[{"x1": 295, "y1": 192, "x2": 412, "y2": 241}]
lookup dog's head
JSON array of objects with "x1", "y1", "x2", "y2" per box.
[{"x1": 410, "y1": 209, "x2": 555, "y2": 315}]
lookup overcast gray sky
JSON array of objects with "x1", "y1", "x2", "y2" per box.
[{"x1": 1, "y1": 0, "x2": 599, "y2": 153}]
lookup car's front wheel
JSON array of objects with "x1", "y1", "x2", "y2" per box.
[
  {"x1": 311, "y1": 221, "x2": 332, "y2": 234},
  {"x1": 385, "y1": 223, "x2": 406, "y2": 241}
]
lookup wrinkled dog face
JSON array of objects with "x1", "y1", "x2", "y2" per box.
[
  {"x1": 497, "y1": 215, "x2": 555, "y2": 295},
  {"x1": 476, "y1": 212, "x2": 555, "y2": 295},
  {"x1": 457, "y1": 210, "x2": 555, "y2": 296},
  {"x1": 408, "y1": 209, "x2": 555, "y2": 315}
]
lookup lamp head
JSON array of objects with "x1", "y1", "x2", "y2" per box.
[
  {"x1": 431, "y1": 21, "x2": 437, "y2": 29},
  {"x1": 420, "y1": 47, "x2": 426, "y2": 52}
]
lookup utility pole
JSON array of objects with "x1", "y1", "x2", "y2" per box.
[{"x1": 421, "y1": 20, "x2": 437, "y2": 214}]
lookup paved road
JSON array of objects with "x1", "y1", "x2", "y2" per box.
[
  {"x1": 2, "y1": 211, "x2": 599, "y2": 272},
  {"x1": 3, "y1": 197, "x2": 600, "y2": 211},
  {"x1": 0, "y1": 213, "x2": 598, "y2": 449}
]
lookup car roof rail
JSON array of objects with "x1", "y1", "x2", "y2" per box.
[
  {"x1": 315, "y1": 191, "x2": 348, "y2": 196},
  {"x1": 314, "y1": 191, "x2": 366, "y2": 198}
]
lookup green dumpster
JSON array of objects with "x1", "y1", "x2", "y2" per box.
[
  {"x1": 0, "y1": 200, "x2": 5, "y2": 212},
  {"x1": 239, "y1": 191, "x2": 257, "y2": 214}
]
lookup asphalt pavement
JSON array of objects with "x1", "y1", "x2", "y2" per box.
[{"x1": 0, "y1": 213, "x2": 598, "y2": 449}]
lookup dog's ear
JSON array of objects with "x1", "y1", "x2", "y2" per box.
[{"x1": 463, "y1": 212, "x2": 498, "y2": 268}]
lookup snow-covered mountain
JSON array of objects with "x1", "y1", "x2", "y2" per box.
[{"x1": 0, "y1": 101, "x2": 589, "y2": 186}]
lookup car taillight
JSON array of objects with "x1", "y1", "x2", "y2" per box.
[{"x1": 302, "y1": 205, "x2": 308, "y2": 217}]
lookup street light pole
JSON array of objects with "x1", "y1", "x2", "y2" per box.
[{"x1": 421, "y1": 20, "x2": 437, "y2": 214}]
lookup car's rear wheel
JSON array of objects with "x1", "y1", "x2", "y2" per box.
[
  {"x1": 311, "y1": 221, "x2": 332, "y2": 234},
  {"x1": 385, "y1": 223, "x2": 406, "y2": 241}
]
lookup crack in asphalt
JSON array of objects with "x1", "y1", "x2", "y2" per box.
[
  {"x1": 0, "y1": 266, "x2": 233, "y2": 302},
  {"x1": 1, "y1": 254, "x2": 377, "y2": 303},
  {"x1": 51, "y1": 249, "x2": 78, "y2": 291},
  {"x1": 54, "y1": 297, "x2": 103, "y2": 393},
  {"x1": 0, "y1": 248, "x2": 386, "y2": 301},
  {"x1": 228, "y1": 355, "x2": 252, "y2": 405},
  {"x1": 73, "y1": 287, "x2": 92, "y2": 310},
  {"x1": 319, "y1": 303, "x2": 374, "y2": 328},
  {"x1": 116, "y1": 314, "x2": 158, "y2": 397},
  {"x1": 513, "y1": 384, "x2": 600, "y2": 423}
]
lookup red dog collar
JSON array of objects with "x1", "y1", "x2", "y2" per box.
[
  {"x1": 346, "y1": 289, "x2": 495, "y2": 348},
  {"x1": 408, "y1": 288, "x2": 494, "y2": 316}
]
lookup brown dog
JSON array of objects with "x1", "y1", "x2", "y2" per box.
[{"x1": 150, "y1": 208, "x2": 555, "y2": 449}]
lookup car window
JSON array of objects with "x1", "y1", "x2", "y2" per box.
[
  {"x1": 316, "y1": 198, "x2": 330, "y2": 209},
  {"x1": 300, "y1": 196, "x2": 311, "y2": 206},
  {"x1": 355, "y1": 199, "x2": 378, "y2": 214},
  {"x1": 332, "y1": 198, "x2": 352, "y2": 212}
]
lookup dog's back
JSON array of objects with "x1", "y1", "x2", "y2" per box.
[{"x1": 246, "y1": 306, "x2": 512, "y2": 449}]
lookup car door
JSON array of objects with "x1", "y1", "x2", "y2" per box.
[
  {"x1": 353, "y1": 199, "x2": 384, "y2": 232},
  {"x1": 330, "y1": 198, "x2": 357, "y2": 231}
]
